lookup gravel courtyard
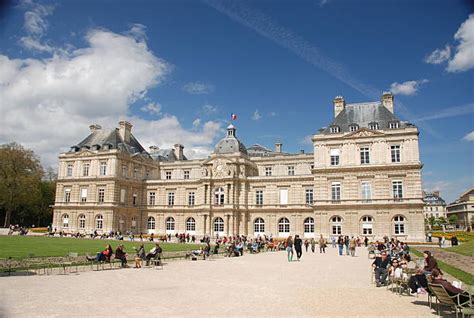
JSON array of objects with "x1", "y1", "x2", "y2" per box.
[{"x1": 0, "y1": 247, "x2": 442, "y2": 317}]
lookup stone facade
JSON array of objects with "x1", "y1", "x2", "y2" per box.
[
  {"x1": 423, "y1": 191, "x2": 447, "y2": 219},
  {"x1": 446, "y1": 188, "x2": 474, "y2": 230},
  {"x1": 52, "y1": 93, "x2": 425, "y2": 240}
]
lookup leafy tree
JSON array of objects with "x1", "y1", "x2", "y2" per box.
[
  {"x1": 437, "y1": 216, "x2": 447, "y2": 225},
  {"x1": 448, "y1": 214, "x2": 458, "y2": 225},
  {"x1": 0, "y1": 143, "x2": 43, "y2": 227},
  {"x1": 428, "y1": 216, "x2": 436, "y2": 228}
]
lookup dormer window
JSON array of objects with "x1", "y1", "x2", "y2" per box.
[
  {"x1": 349, "y1": 124, "x2": 359, "y2": 132},
  {"x1": 389, "y1": 121, "x2": 399, "y2": 129},
  {"x1": 368, "y1": 122, "x2": 379, "y2": 130},
  {"x1": 329, "y1": 126, "x2": 340, "y2": 133}
]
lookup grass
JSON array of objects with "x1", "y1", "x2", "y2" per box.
[
  {"x1": 0, "y1": 236, "x2": 204, "y2": 259},
  {"x1": 444, "y1": 240, "x2": 474, "y2": 257},
  {"x1": 411, "y1": 249, "x2": 473, "y2": 285}
]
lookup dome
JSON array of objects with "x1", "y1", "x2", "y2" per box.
[{"x1": 214, "y1": 125, "x2": 247, "y2": 155}]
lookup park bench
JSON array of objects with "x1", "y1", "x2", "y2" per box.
[{"x1": 428, "y1": 283, "x2": 474, "y2": 318}]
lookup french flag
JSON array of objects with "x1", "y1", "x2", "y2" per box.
[{"x1": 231, "y1": 113, "x2": 237, "y2": 120}]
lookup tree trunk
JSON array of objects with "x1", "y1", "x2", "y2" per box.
[{"x1": 3, "y1": 209, "x2": 11, "y2": 228}]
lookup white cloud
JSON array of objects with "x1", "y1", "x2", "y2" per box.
[
  {"x1": 19, "y1": 0, "x2": 55, "y2": 53},
  {"x1": 269, "y1": 111, "x2": 277, "y2": 117},
  {"x1": 390, "y1": 79, "x2": 428, "y2": 96},
  {"x1": 201, "y1": 104, "x2": 218, "y2": 114},
  {"x1": 424, "y1": 45, "x2": 451, "y2": 64},
  {"x1": 300, "y1": 135, "x2": 313, "y2": 145},
  {"x1": 462, "y1": 131, "x2": 474, "y2": 141},
  {"x1": 140, "y1": 102, "x2": 162, "y2": 115},
  {"x1": 192, "y1": 118, "x2": 202, "y2": 129},
  {"x1": 0, "y1": 26, "x2": 222, "y2": 167},
  {"x1": 183, "y1": 82, "x2": 214, "y2": 94},
  {"x1": 252, "y1": 109, "x2": 261, "y2": 120},
  {"x1": 447, "y1": 14, "x2": 474, "y2": 72}
]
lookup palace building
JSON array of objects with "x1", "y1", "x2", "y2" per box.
[{"x1": 52, "y1": 92, "x2": 425, "y2": 240}]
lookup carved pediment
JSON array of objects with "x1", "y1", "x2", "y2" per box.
[{"x1": 344, "y1": 128, "x2": 384, "y2": 138}]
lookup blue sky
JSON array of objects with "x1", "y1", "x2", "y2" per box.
[{"x1": 0, "y1": 0, "x2": 472, "y2": 202}]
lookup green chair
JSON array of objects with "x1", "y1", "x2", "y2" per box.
[{"x1": 429, "y1": 283, "x2": 473, "y2": 318}]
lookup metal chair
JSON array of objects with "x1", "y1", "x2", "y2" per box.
[{"x1": 429, "y1": 283, "x2": 473, "y2": 318}]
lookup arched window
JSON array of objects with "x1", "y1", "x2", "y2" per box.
[
  {"x1": 278, "y1": 217, "x2": 290, "y2": 234},
  {"x1": 331, "y1": 216, "x2": 342, "y2": 235},
  {"x1": 361, "y1": 216, "x2": 373, "y2": 235},
  {"x1": 186, "y1": 217, "x2": 196, "y2": 232},
  {"x1": 393, "y1": 215, "x2": 405, "y2": 235},
  {"x1": 95, "y1": 214, "x2": 103, "y2": 229},
  {"x1": 254, "y1": 218, "x2": 265, "y2": 234},
  {"x1": 304, "y1": 217, "x2": 314, "y2": 233},
  {"x1": 214, "y1": 217, "x2": 224, "y2": 234},
  {"x1": 78, "y1": 214, "x2": 86, "y2": 229},
  {"x1": 166, "y1": 217, "x2": 175, "y2": 232},
  {"x1": 214, "y1": 187, "x2": 225, "y2": 205},
  {"x1": 147, "y1": 216, "x2": 155, "y2": 230},
  {"x1": 62, "y1": 214, "x2": 69, "y2": 228}
]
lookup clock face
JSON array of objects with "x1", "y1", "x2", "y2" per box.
[{"x1": 216, "y1": 165, "x2": 223, "y2": 171}]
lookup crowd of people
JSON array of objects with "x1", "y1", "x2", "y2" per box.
[{"x1": 369, "y1": 238, "x2": 472, "y2": 308}]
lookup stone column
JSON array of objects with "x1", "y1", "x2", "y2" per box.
[{"x1": 226, "y1": 214, "x2": 230, "y2": 236}]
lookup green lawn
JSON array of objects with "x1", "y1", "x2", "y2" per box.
[
  {"x1": 444, "y1": 240, "x2": 474, "y2": 257},
  {"x1": 411, "y1": 249, "x2": 473, "y2": 285},
  {"x1": 0, "y1": 236, "x2": 204, "y2": 259}
]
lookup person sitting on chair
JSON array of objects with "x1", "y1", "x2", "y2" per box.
[
  {"x1": 423, "y1": 250, "x2": 441, "y2": 274},
  {"x1": 115, "y1": 245, "x2": 128, "y2": 267},
  {"x1": 372, "y1": 251, "x2": 391, "y2": 287},
  {"x1": 431, "y1": 269, "x2": 471, "y2": 305},
  {"x1": 134, "y1": 244, "x2": 145, "y2": 268},
  {"x1": 145, "y1": 243, "x2": 162, "y2": 266},
  {"x1": 87, "y1": 244, "x2": 113, "y2": 262}
]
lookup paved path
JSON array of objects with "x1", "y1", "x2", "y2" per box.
[{"x1": 0, "y1": 247, "x2": 447, "y2": 317}]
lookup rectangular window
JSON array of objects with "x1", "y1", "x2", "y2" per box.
[
  {"x1": 80, "y1": 188, "x2": 88, "y2": 202},
  {"x1": 391, "y1": 145, "x2": 401, "y2": 163},
  {"x1": 79, "y1": 218, "x2": 85, "y2": 229},
  {"x1": 394, "y1": 223, "x2": 405, "y2": 235},
  {"x1": 64, "y1": 188, "x2": 71, "y2": 203},
  {"x1": 361, "y1": 181, "x2": 372, "y2": 202},
  {"x1": 279, "y1": 189, "x2": 288, "y2": 205},
  {"x1": 122, "y1": 165, "x2": 128, "y2": 177},
  {"x1": 98, "y1": 188, "x2": 105, "y2": 203},
  {"x1": 66, "y1": 163, "x2": 74, "y2": 177},
  {"x1": 331, "y1": 182, "x2": 341, "y2": 202},
  {"x1": 184, "y1": 170, "x2": 190, "y2": 180},
  {"x1": 133, "y1": 193, "x2": 137, "y2": 206},
  {"x1": 256, "y1": 190, "x2": 263, "y2": 206},
  {"x1": 389, "y1": 122, "x2": 399, "y2": 129},
  {"x1": 360, "y1": 147, "x2": 370, "y2": 164},
  {"x1": 82, "y1": 162, "x2": 90, "y2": 176},
  {"x1": 133, "y1": 168, "x2": 138, "y2": 178},
  {"x1": 305, "y1": 189, "x2": 313, "y2": 205},
  {"x1": 363, "y1": 227, "x2": 373, "y2": 235},
  {"x1": 265, "y1": 167, "x2": 272, "y2": 176},
  {"x1": 165, "y1": 171, "x2": 172, "y2": 180},
  {"x1": 168, "y1": 192, "x2": 175, "y2": 206},
  {"x1": 287, "y1": 166, "x2": 295, "y2": 176},
  {"x1": 146, "y1": 169, "x2": 151, "y2": 178},
  {"x1": 332, "y1": 225, "x2": 341, "y2": 235},
  {"x1": 188, "y1": 192, "x2": 195, "y2": 206},
  {"x1": 392, "y1": 181, "x2": 403, "y2": 199},
  {"x1": 330, "y1": 149, "x2": 340, "y2": 166},
  {"x1": 99, "y1": 161, "x2": 107, "y2": 176},
  {"x1": 148, "y1": 192, "x2": 156, "y2": 206},
  {"x1": 120, "y1": 188, "x2": 126, "y2": 203}
]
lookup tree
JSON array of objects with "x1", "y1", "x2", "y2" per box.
[
  {"x1": 448, "y1": 214, "x2": 458, "y2": 225},
  {"x1": 428, "y1": 216, "x2": 436, "y2": 229},
  {"x1": 0, "y1": 143, "x2": 43, "y2": 227},
  {"x1": 437, "y1": 216, "x2": 447, "y2": 225}
]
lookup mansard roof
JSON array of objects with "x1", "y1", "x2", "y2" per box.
[
  {"x1": 423, "y1": 193, "x2": 447, "y2": 206},
  {"x1": 322, "y1": 102, "x2": 412, "y2": 134},
  {"x1": 149, "y1": 148, "x2": 188, "y2": 162},
  {"x1": 72, "y1": 128, "x2": 146, "y2": 155}
]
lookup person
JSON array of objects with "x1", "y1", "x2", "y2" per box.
[
  {"x1": 349, "y1": 236, "x2": 357, "y2": 257},
  {"x1": 203, "y1": 242, "x2": 211, "y2": 259},
  {"x1": 134, "y1": 244, "x2": 145, "y2": 268},
  {"x1": 286, "y1": 236, "x2": 294, "y2": 262},
  {"x1": 372, "y1": 251, "x2": 390, "y2": 287},
  {"x1": 451, "y1": 235, "x2": 458, "y2": 246},
  {"x1": 441, "y1": 236, "x2": 446, "y2": 248},
  {"x1": 304, "y1": 239, "x2": 309, "y2": 252},
  {"x1": 344, "y1": 235, "x2": 350, "y2": 256},
  {"x1": 364, "y1": 236, "x2": 369, "y2": 247},
  {"x1": 337, "y1": 235, "x2": 344, "y2": 256},
  {"x1": 430, "y1": 269, "x2": 471, "y2": 304},
  {"x1": 87, "y1": 244, "x2": 113, "y2": 262},
  {"x1": 407, "y1": 266, "x2": 429, "y2": 294},
  {"x1": 115, "y1": 245, "x2": 128, "y2": 267},
  {"x1": 423, "y1": 250, "x2": 441, "y2": 274},
  {"x1": 310, "y1": 238, "x2": 316, "y2": 253},
  {"x1": 319, "y1": 235, "x2": 326, "y2": 253},
  {"x1": 331, "y1": 235, "x2": 336, "y2": 248},
  {"x1": 294, "y1": 235, "x2": 303, "y2": 261},
  {"x1": 145, "y1": 243, "x2": 162, "y2": 266},
  {"x1": 388, "y1": 259, "x2": 404, "y2": 281}
]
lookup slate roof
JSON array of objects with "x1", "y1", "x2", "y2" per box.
[
  {"x1": 423, "y1": 193, "x2": 447, "y2": 206},
  {"x1": 149, "y1": 148, "x2": 188, "y2": 162},
  {"x1": 72, "y1": 128, "x2": 147, "y2": 155},
  {"x1": 321, "y1": 102, "x2": 412, "y2": 134},
  {"x1": 214, "y1": 125, "x2": 248, "y2": 155}
]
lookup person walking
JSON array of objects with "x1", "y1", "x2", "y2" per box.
[
  {"x1": 304, "y1": 239, "x2": 309, "y2": 252},
  {"x1": 349, "y1": 236, "x2": 357, "y2": 257},
  {"x1": 310, "y1": 238, "x2": 316, "y2": 253},
  {"x1": 294, "y1": 235, "x2": 303, "y2": 261},
  {"x1": 364, "y1": 236, "x2": 369, "y2": 247},
  {"x1": 344, "y1": 235, "x2": 350, "y2": 255},
  {"x1": 286, "y1": 236, "x2": 294, "y2": 262},
  {"x1": 337, "y1": 235, "x2": 344, "y2": 256},
  {"x1": 331, "y1": 236, "x2": 336, "y2": 248},
  {"x1": 319, "y1": 234, "x2": 326, "y2": 253}
]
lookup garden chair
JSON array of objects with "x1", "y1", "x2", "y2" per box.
[
  {"x1": 150, "y1": 253, "x2": 163, "y2": 269},
  {"x1": 61, "y1": 252, "x2": 79, "y2": 274},
  {"x1": 428, "y1": 283, "x2": 473, "y2": 318}
]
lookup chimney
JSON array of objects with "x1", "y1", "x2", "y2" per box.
[
  {"x1": 118, "y1": 120, "x2": 132, "y2": 144},
  {"x1": 275, "y1": 142, "x2": 282, "y2": 153},
  {"x1": 381, "y1": 92, "x2": 394, "y2": 113},
  {"x1": 174, "y1": 144, "x2": 184, "y2": 160},
  {"x1": 433, "y1": 191, "x2": 440, "y2": 197},
  {"x1": 300, "y1": 149, "x2": 305, "y2": 154},
  {"x1": 333, "y1": 96, "x2": 345, "y2": 117},
  {"x1": 149, "y1": 145, "x2": 159, "y2": 153},
  {"x1": 89, "y1": 124, "x2": 102, "y2": 132}
]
